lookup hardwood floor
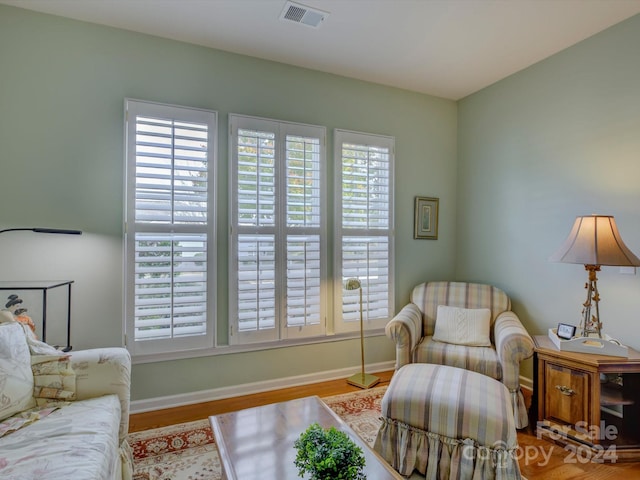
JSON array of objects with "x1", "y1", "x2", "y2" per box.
[
  {"x1": 128, "y1": 370, "x2": 395, "y2": 432},
  {"x1": 129, "y1": 370, "x2": 640, "y2": 479}
]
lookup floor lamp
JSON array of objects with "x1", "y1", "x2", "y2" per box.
[
  {"x1": 345, "y1": 278, "x2": 380, "y2": 389},
  {"x1": 0, "y1": 228, "x2": 82, "y2": 236}
]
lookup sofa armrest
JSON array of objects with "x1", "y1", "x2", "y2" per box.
[
  {"x1": 385, "y1": 303, "x2": 423, "y2": 371},
  {"x1": 494, "y1": 311, "x2": 534, "y2": 389},
  {"x1": 70, "y1": 347, "x2": 131, "y2": 441},
  {"x1": 494, "y1": 311, "x2": 534, "y2": 429}
]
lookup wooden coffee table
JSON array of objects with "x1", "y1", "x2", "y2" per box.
[{"x1": 209, "y1": 395, "x2": 402, "y2": 480}]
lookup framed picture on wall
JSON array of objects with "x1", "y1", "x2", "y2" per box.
[{"x1": 414, "y1": 196, "x2": 439, "y2": 240}]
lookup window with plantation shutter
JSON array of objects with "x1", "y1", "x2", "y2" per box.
[
  {"x1": 334, "y1": 129, "x2": 395, "y2": 333},
  {"x1": 124, "y1": 99, "x2": 217, "y2": 358},
  {"x1": 230, "y1": 114, "x2": 326, "y2": 345}
]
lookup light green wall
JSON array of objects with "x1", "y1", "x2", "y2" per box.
[
  {"x1": 0, "y1": 5, "x2": 458, "y2": 400},
  {"x1": 457, "y1": 14, "x2": 640, "y2": 379},
  {"x1": 7, "y1": 4, "x2": 636, "y2": 402}
]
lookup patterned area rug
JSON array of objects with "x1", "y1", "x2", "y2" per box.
[{"x1": 129, "y1": 387, "x2": 387, "y2": 480}]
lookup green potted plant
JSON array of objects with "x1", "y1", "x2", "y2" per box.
[{"x1": 293, "y1": 422, "x2": 366, "y2": 480}]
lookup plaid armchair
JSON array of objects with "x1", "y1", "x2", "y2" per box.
[{"x1": 385, "y1": 281, "x2": 534, "y2": 428}]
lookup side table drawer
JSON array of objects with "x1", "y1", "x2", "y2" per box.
[{"x1": 545, "y1": 363, "x2": 589, "y2": 426}]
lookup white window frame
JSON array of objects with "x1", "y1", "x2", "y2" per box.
[
  {"x1": 124, "y1": 99, "x2": 217, "y2": 358},
  {"x1": 333, "y1": 129, "x2": 395, "y2": 334},
  {"x1": 229, "y1": 114, "x2": 327, "y2": 345}
]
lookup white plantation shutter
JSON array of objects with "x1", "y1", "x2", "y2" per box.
[
  {"x1": 230, "y1": 115, "x2": 326, "y2": 344},
  {"x1": 133, "y1": 233, "x2": 208, "y2": 340},
  {"x1": 125, "y1": 99, "x2": 217, "y2": 357},
  {"x1": 234, "y1": 124, "x2": 277, "y2": 342},
  {"x1": 237, "y1": 128, "x2": 276, "y2": 228},
  {"x1": 286, "y1": 235, "x2": 321, "y2": 328},
  {"x1": 285, "y1": 133, "x2": 322, "y2": 332},
  {"x1": 237, "y1": 234, "x2": 276, "y2": 333},
  {"x1": 134, "y1": 116, "x2": 209, "y2": 224},
  {"x1": 335, "y1": 130, "x2": 394, "y2": 333}
]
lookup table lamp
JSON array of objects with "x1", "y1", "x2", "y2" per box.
[
  {"x1": 550, "y1": 215, "x2": 640, "y2": 338},
  {"x1": 345, "y1": 278, "x2": 379, "y2": 389}
]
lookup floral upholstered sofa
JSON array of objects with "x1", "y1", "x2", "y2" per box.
[{"x1": 0, "y1": 315, "x2": 133, "y2": 479}]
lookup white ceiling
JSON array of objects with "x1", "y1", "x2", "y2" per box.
[{"x1": 4, "y1": 0, "x2": 640, "y2": 99}]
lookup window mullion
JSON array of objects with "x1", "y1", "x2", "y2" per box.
[
  {"x1": 170, "y1": 123, "x2": 176, "y2": 340},
  {"x1": 275, "y1": 129, "x2": 287, "y2": 338},
  {"x1": 367, "y1": 149, "x2": 371, "y2": 228}
]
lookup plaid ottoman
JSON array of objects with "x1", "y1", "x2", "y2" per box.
[{"x1": 374, "y1": 363, "x2": 522, "y2": 479}]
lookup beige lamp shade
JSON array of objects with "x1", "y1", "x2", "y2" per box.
[{"x1": 550, "y1": 215, "x2": 640, "y2": 267}]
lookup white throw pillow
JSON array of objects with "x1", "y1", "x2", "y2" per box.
[
  {"x1": 0, "y1": 322, "x2": 36, "y2": 421},
  {"x1": 433, "y1": 305, "x2": 492, "y2": 346}
]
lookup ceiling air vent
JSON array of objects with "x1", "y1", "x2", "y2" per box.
[{"x1": 280, "y1": 1, "x2": 329, "y2": 28}]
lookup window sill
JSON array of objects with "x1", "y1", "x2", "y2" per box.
[{"x1": 130, "y1": 328, "x2": 387, "y2": 365}]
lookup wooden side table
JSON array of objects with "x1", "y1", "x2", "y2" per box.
[{"x1": 533, "y1": 335, "x2": 640, "y2": 461}]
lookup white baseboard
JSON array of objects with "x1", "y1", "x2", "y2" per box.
[
  {"x1": 520, "y1": 374, "x2": 533, "y2": 392},
  {"x1": 131, "y1": 364, "x2": 534, "y2": 414},
  {"x1": 130, "y1": 361, "x2": 395, "y2": 414}
]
